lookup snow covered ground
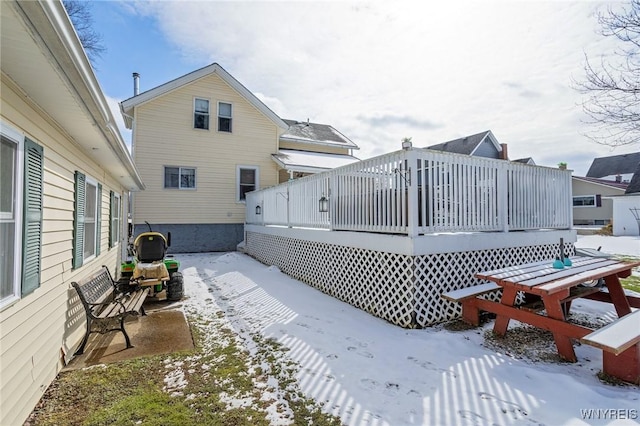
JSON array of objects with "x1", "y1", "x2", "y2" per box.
[{"x1": 175, "y1": 235, "x2": 638, "y2": 425}]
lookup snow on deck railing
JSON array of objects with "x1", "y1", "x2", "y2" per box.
[{"x1": 246, "y1": 148, "x2": 572, "y2": 235}]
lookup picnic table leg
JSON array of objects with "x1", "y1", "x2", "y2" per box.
[
  {"x1": 543, "y1": 295, "x2": 577, "y2": 362},
  {"x1": 493, "y1": 287, "x2": 517, "y2": 336},
  {"x1": 461, "y1": 299, "x2": 481, "y2": 326},
  {"x1": 603, "y1": 275, "x2": 632, "y2": 317},
  {"x1": 602, "y1": 344, "x2": 640, "y2": 385}
]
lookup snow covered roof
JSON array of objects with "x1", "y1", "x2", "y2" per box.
[
  {"x1": 272, "y1": 149, "x2": 360, "y2": 174},
  {"x1": 281, "y1": 119, "x2": 359, "y2": 150}
]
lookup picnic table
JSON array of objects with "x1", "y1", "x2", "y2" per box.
[{"x1": 444, "y1": 255, "x2": 640, "y2": 383}]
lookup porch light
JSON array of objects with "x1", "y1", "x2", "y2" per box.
[
  {"x1": 255, "y1": 205, "x2": 262, "y2": 215},
  {"x1": 402, "y1": 137, "x2": 412, "y2": 150},
  {"x1": 319, "y1": 195, "x2": 329, "y2": 213}
]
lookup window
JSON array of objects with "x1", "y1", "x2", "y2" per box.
[
  {"x1": 237, "y1": 166, "x2": 258, "y2": 201},
  {"x1": 573, "y1": 195, "x2": 601, "y2": 207},
  {"x1": 73, "y1": 172, "x2": 101, "y2": 268},
  {"x1": 1, "y1": 124, "x2": 43, "y2": 306},
  {"x1": 194, "y1": 98, "x2": 209, "y2": 130},
  {"x1": 164, "y1": 166, "x2": 196, "y2": 189},
  {"x1": 109, "y1": 191, "x2": 121, "y2": 248},
  {"x1": 218, "y1": 102, "x2": 232, "y2": 132},
  {"x1": 1, "y1": 135, "x2": 21, "y2": 304}
]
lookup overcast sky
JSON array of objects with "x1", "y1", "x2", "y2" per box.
[{"x1": 92, "y1": 1, "x2": 638, "y2": 177}]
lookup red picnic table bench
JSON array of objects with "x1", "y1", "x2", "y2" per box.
[{"x1": 441, "y1": 256, "x2": 640, "y2": 384}]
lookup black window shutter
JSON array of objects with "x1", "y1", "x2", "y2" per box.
[
  {"x1": 596, "y1": 194, "x2": 602, "y2": 207},
  {"x1": 22, "y1": 138, "x2": 43, "y2": 296},
  {"x1": 96, "y1": 183, "x2": 102, "y2": 256},
  {"x1": 73, "y1": 171, "x2": 86, "y2": 269},
  {"x1": 109, "y1": 190, "x2": 115, "y2": 248}
]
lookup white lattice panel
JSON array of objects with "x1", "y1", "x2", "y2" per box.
[{"x1": 246, "y1": 231, "x2": 575, "y2": 328}]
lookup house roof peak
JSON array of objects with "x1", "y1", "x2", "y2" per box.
[{"x1": 119, "y1": 63, "x2": 287, "y2": 131}]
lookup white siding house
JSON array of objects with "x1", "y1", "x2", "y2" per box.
[{"x1": 0, "y1": 2, "x2": 144, "y2": 424}]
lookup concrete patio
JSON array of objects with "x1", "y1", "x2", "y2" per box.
[{"x1": 63, "y1": 300, "x2": 194, "y2": 370}]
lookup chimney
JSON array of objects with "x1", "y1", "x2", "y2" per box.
[
  {"x1": 133, "y1": 72, "x2": 140, "y2": 96},
  {"x1": 616, "y1": 174, "x2": 622, "y2": 183},
  {"x1": 500, "y1": 143, "x2": 509, "y2": 160}
]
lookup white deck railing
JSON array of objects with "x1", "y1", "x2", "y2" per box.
[{"x1": 246, "y1": 148, "x2": 572, "y2": 236}]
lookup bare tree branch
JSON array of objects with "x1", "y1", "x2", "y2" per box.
[
  {"x1": 62, "y1": 0, "x2": 106, "y2": 67},
  {"x1": 574, "y1": 0, "x2": 640, "y2": 147}
]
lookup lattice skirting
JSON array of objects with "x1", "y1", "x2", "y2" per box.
[{"x1": 245, "y1": 231, "x2": 575, "y2": 328}]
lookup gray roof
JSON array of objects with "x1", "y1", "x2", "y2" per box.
[
  {"x1": 626, "y1": 161, "x2": 640, "y2": 194},
  {"x1": 425, "y1": 130, "x2": 492, "y2": 155},
  {"x1": 586, "y1": 152, "x2": 640, "y2": 178},
  {"x1": 513, "y1": 157, "x2": 535, "y2": 165},
  {"x1": 281, "y1": 119, "x2": 358, "y2": 149},
  {"x1": 573, "y1": 176, "x2": 628, "y2": 190}
]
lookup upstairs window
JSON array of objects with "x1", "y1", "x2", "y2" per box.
[
  {"x1": 218, "y1": 102, "x2": 232, "y2": 132},
  {"x1": 237, "y1": 166, "x2": 258, "y2": 201},
  {"x1": 194, "y1": 98, "x2": 210, "y2": 130},
  {"x1": 164, "y1": 166, "x2": 196, "y2": 189}
]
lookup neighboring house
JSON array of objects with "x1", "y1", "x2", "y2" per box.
[
  {"x1": 120, "y1": 63, "x2": 359, "y2": 252},
  {"x1": 586, "y1": 152, "x2": 640, "y2": 183},
  {"x1": 513, "y1": 157, "x2": 536, "y2": 165},
  {"x1": 606, "y1": 162, "x2": 640, "y2": 236},
  {"x1": 571, "y1": 176, "x2": 627, "y2": 226},
  {"x1": 425, "y1": 130, "x2": 542, "y2": 167},
  {"x1": 0, "y1": 2, "x2": 144, "y2": 424},
  {"x1": 425, "y1": 130, "x2": 508, "y2": 160}
]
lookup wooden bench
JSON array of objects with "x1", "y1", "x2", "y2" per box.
[
  {"x1": 441, "y1": 282, "x2": 501, "y2": 326},
  {"x1": 580, "y1": 310, "x2": 640, "y2": 384},
  {"x1": 72, "y1": 266, "x2": 150, "y2": 355}
]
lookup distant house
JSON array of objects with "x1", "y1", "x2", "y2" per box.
[
  {"x1": 513, "y1": 157, "x2": 536, "y2": 165},
  {"x1": 586, "y1": 152, "x2": 640, "y2": 183},
  {"x1": 425, "y1": 130, "x2": 537, "y2": 166},
  {"x1": 605, "y1": 162, "x2": 640, "y2": 236},
  {"x1": 1, "y1": 1, "x2": 144, "y2": 424},
  {"x1": 571, "y1": 176, "x2": 627, "y2": 226},
  {"x1": 626, "y1": 162, "x2": 640, "y2": 195},
  {"x1": 120, "y1": 64, "x2": 359, "y2": 252},
  {"x1": 425, "y1": 130, "x2": 508, "y2": 160}
]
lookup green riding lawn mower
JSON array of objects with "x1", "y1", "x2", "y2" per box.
[{"x1": 118, "y1": 224, "x2": 184, "y2": 301}]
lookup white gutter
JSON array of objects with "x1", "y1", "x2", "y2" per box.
[{"x1": 25, "y1": 0, "x2": 144, "y2": 190}]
